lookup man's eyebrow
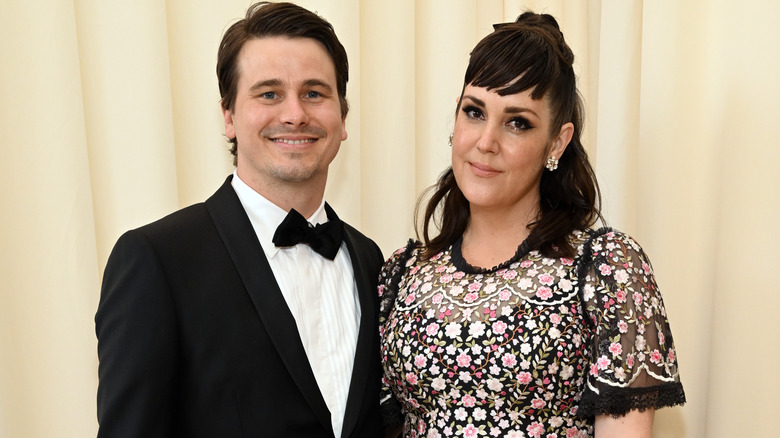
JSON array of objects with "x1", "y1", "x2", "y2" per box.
[
  {"x1": 302, "y1": 79, "x2": 333, "y2": 91},
  {"x1": 248, "y1": 79, "x2": 282, "y2": 92},
  {"x1": 247, "y1": 79, "x2": 334, "y2": 92}
]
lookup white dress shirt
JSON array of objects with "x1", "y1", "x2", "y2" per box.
[{"x1": 231, "y1": 172, "x2": 360, "y2": 438}]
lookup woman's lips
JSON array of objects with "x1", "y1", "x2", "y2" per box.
[{"x1": 469, "y1": 161, "x2": 500, "y2": 177}]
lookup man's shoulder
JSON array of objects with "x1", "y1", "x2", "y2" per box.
[
  {"x1": 132, "y1": 202, "x2": 210, "y2": 237},
  {"x1": 342, "y1": 222, "x2": 377, "y2": 248},
  {"x1": 129, "y1": 177, "x2": 235, "y2": 238},
  {"x1": 342, "y1": 222, "x2": 383, "y2": 265}
]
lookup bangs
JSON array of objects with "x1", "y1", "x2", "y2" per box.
[{"x1": 465, "y1": 27, "x2": 561, "y2": 100}]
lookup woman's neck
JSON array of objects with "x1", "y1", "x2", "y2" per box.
[{"x1": 461, "y1": 204, "x2": 538, "y2": 269}]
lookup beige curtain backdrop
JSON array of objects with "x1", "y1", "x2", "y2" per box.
[{"x1": 1, "y1": 0, "x2": 778, "y2": 436}]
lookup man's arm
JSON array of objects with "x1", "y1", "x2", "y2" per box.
[{"x1": 95, "y1": 230, "x2": 179, "y2": 438}]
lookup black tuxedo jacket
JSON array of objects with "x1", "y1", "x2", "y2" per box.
[{"x1": 96, "y1": 176, "x2": 384, "y2": 438}]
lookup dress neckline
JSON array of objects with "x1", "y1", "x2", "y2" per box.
[{"x1": 449, "y1": 235, "x2": 532, "y2": 274}]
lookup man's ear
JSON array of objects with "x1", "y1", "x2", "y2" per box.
[{"x1": 222, "y1": 106, "x2": 235, "y2": 141}]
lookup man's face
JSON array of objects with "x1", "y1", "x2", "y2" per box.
[{"x1": 223, "y1": 36, "x2": 347, "y2": 194}]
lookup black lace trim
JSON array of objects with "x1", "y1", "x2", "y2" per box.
[
  {"x1": 450, "y1": 235, "x2": 532, "y2": 274},
  {"x1": 573, "y1": 227, "x2": 613, "y2": 281},
  {"x1": 379, "y1": 239, "x2": 418, "y2": 324},
  {"x1": 381, "y1": 395, "x2": 405, "y2": 427},
  {"x1": 380, "y1": 239, "x2": 418, "y2": 427},
  {"x1": 578, "y1": 382, "x2": 687, "y2": 418},
  {"x1": 573, "y1": 227, "x2": 613, "y2": 333}
]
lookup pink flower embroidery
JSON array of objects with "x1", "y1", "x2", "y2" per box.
[
  {"x1": 464, "y1": 292, "x2": 479, "y2": 303},
  {"x1": 492, "y1": 321, "x2": 508, "y2": 335},
  {"x1": 597, "y1": 355, "x2": 610, "y2": 370},
  {"x1": 426, "y1": 322, "x2": 440, "y2": 336},
  {"x1": 599, "y1": 263, "x2": 612, "y2": 276},
  {"x1": 517, "y1": 371, "x2": 532, "y2": 384},
  {"x1": 457, "y1": 352, "x2": 471, "y2": 367},
  {"x1": 615, "y1": 289, "x2": 627, "y2": 303},
  {"x1": 609, "y1": 342, "x2": 622, "y2": 357},
  {"x1": 536, "y1": 287, "x2": 553, "y2": 300},
  {"x1": 614, "y1": 269, "x2": 629, "y2": 284},
  {"x1": 650, "y1": 349, "x2": 663, "y2": 364},
  {"x1": 502, "y1": 354, "x2": 517, "y2": 367},
  {"x1": 461, "y1": 394, "x2": 476, "y2": 407},
  {"x1": 527, "y1": 422, "x2": 544, "y2": 437},
  {"x1": 538, "y1": 273, "x2": 555, "y2": 286}
]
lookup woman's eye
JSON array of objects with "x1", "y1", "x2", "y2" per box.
[
  {"x1": 508, "y1": 117, "x2": 532, "y2": 131},
  {"x1": 462, "y1": 105, "x2": 483, "y2": 120}
]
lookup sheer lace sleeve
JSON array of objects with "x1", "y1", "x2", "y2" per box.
[
  {"x1": 378, "y1": 240, "x2": 418, "y2": 427},
  {"x1": 577, "y1": 229, "x2": 685, "y2": 417}
]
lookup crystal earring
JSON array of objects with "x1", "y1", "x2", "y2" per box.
[
  {"x1": 545, "y1": 156, "x2": 559, "y2": 171},
  {"x1": 448, "y1": 133, "x2": 453, "y2": 147}
]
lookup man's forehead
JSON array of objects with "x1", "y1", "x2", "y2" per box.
[{"x1": 235, "y1": 37, "x2": 337, "y2": 83}]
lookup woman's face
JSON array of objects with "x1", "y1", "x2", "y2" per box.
[{"x1": 451, "y1": 84, "x2": 572, "y2": 217}]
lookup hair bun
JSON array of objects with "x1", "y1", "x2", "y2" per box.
[
  {"x1": 515, "y1": 12, "x2": 573, "y2": 65},
  {"x1": 516, "y1": 12, "x2": 560, "y2": 30}
]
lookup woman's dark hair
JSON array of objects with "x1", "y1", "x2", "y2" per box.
[
  {"x1": 216, "y1": 2, "x2": 349, "y2": 164},
  {"x1": 417, "y1": 12, "x2": 602, "y2": 259}
]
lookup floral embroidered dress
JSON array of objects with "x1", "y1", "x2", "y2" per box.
[{"x1": 378, "y1": 228, "x2": 685, "y2": 438}]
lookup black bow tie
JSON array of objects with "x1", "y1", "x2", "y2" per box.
[{"x1": 272, "y1": 205, "x2": 344, "y2": 260}]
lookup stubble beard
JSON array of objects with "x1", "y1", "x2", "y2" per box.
[
  {"x1": 259, "y1": 125, "x2": 330, "y2": 183},
  {"x1": 268, "y1": 153, "x2": 320, "y2": 183}
]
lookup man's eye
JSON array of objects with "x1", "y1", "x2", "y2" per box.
[
  {"x1": 305, "y1": 91, "x2": 321, "y2": 98},
  {"x1": 261, "y1": 92, "x2": 276, "y2": 99}
]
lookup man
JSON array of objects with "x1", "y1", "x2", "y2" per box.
[{"x1": 95, "y1": 3, "x2": 384, "y2": 437}]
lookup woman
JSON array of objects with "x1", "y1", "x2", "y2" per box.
[{"x1": 378, "y1": 12, "x2": 685, "y2": 438}]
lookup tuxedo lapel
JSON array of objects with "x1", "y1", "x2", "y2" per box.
[
  {"x1": 204, "y1": 177, "x2": 332, "y2": 431},
  {"x1": 340, "y1": 225, "x2": 380, "y2": 438}
]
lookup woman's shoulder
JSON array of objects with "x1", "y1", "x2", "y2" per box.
[
  {"x1": 575, "y1": 227, "x2": 647, "y2": 257},
  {"x1": 383, "y1": 239, "x2": 423, "y2": 266}
]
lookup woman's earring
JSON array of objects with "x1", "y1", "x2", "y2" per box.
[
  {"x1": 448, "y1": 133, "x2": 453, "y2": 147},
  {"x1": 545, "y1": 156, "x2": 559, "y2": 171}
]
